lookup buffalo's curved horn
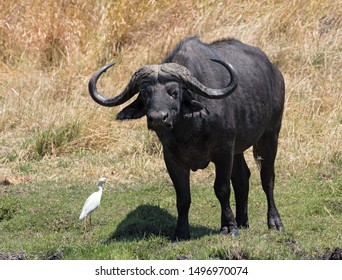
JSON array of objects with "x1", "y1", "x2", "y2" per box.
[
  {"x1": 88, "y1": 62, "x2": 140, "y2": 107},
  {"x1": 160, "y1": 59, "x2": 238, "y2": 99}
]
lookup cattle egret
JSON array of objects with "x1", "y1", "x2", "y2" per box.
[{"x1": 79, "y1": 177, "x2": 106, "y2": 234}]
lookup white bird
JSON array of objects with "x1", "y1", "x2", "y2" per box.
[{"x1": 79, "y1": 177, "x2": 106, "y2": 233}]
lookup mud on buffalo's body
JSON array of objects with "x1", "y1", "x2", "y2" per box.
[{"x1": 89, "y1": 36, "x2": 285, "y2": 240}]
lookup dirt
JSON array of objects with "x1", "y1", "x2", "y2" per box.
[
  {"x1": 0, "y1": 175, "x2": 31, "y2": 185},
  {"x1": 176, "y1": 254, "x2": 193, "y2": 260},
  {"x1": 285, "y1": 238, "x2": 308, "y2": 258},
  {"x1": 284, "y1": 238, "x2": 342, "y2": 260},
  {"x1": 0, "y1": 247, "x2": 341, "y2": 260},
  {"x1": 324, "y1": 247, "x2": 342, "y2": 260},
  {"x1": 0, "y1": 251, "x2": 26, "y2": 260}
]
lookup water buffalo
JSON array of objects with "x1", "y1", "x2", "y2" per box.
[{"x1": 89, "y1": 36, "x2": 285, "y2": 240}]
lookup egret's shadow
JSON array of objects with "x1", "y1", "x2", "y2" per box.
[{"x1": 106, "y1": 204, "x2": 216, "y2": 243}]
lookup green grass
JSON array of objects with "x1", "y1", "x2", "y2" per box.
[{"x1": 0, "y1": 153, "x2": 340, "y2": 260}]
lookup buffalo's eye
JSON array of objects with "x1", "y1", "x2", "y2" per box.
[
  {"x1": 140, "y1": 88, "x2": 150, "y2": 100},
  {"x1": 169, "y1": 90, "x2": 179, "y2": 99}
]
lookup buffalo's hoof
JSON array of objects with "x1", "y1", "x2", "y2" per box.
[
  {"x1": 174, "y1": 231, "x2": 190, "y2": 241},
  {"x1": 220, "y1": 226, "x2": 240, "y2": 237},
  {"x1": 278, "y1": 225, "x2": 285, "y2": 232},
  {"x1": 230, "y1": 228, "x2": 240, "y2": 237},
  {"x1": 237, "y1": 223, "x2": 249, "y2": 229},
  {"x1": 268, "y1": 222, "x2": 285, "y2": 232}
]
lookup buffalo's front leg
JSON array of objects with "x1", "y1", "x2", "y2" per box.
[
  {"x1": 164, "y1": 153, "x2": 191, "y2": 240},
  {"x1": 213, "y1": 154, "x2": 239, "y2": 236}
]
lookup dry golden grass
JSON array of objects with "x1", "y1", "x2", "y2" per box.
[{"x1": 0, "y1": 0, "x2": 341, "y2": 182}]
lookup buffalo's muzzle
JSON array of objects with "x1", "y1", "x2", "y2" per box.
[{"x1": 147, "y1": 111, "x2": 172, "y2": 130}]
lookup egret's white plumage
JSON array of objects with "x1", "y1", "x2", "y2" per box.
[{"x1": 79, "y1": 177, "x2": 106, "y2": 233}]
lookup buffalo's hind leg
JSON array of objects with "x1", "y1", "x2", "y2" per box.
[
  {"x1": 254, "y1": 132, "x2": 285, "y2": 232},
  {"x1": 231, "y1": 153, "x2": 251, "y2": 228}
]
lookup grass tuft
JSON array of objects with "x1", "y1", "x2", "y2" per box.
[
  {"x1": 23, "y1": 122, "x2": 82, "y2": 160},
  {"x1": 0, "y1": 198, "x2": 19, "y2": 222}
]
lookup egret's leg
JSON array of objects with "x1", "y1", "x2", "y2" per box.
[
  {"x1": 89, "y1": 215, "x2": 92, "y2": 227},
  {"x1": 83, "y1": 216, "x2": 87, "y2": 239}
]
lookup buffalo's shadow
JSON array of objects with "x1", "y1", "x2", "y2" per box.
[{"x1": 106, "y1": 204, "x2": 217, "y2": 242}]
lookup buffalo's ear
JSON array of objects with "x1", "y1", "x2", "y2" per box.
[
  {"x1": 116, "y1": 95, "x2": 146, "y2": 120},
  {"x1": 182, "y1": 94, "x2": 209, "y2": 119}
]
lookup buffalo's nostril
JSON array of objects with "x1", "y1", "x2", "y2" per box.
[{"x1": 162, "y1": 112, "x2": 169, "y2": 122}]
